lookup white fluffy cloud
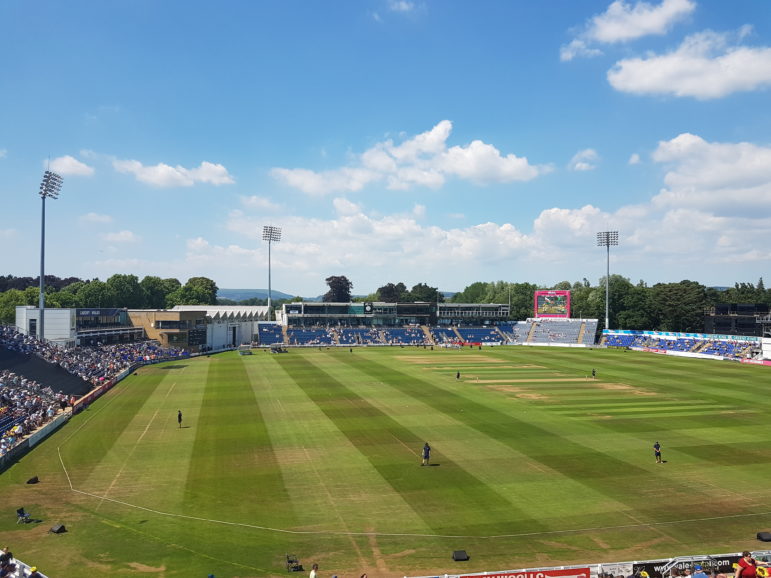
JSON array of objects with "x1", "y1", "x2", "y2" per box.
[
  {"x1": 113, "y1": 159, "x2": 235, "y2": 187},
  {"x1": 588, "y1": 0, "x2": 694, "y2": 44},
  {"x1": 271, "y1": 121, "x2": 550, "y2": 195},
  {"x1": 49, "y1": 155, "x2": 95, "y2": 176},
  {"x1": 562, "y1": 0, "x2": 695, "y2": 61},
  {"x1": 651, "y1": 132, "x2": 771, "y2": 214},
  {"x1": 608, "y1": 29, "x2": 771, "y2": 98},
  {"x1": 240, "y1": 195, "x2": 281, "y2": 211},
  {"x1": 0, "y1": 149, "x2": 7, "y2": 159},
  {"x1": 102, "y1": 230, "x2": 139, "y2": 242},
  {"x1": 79, "y1": 212, "x2": 113, "y2": 224},
  {"x1": 568, "y1": 149, "x2": 600, "y2": 171}
]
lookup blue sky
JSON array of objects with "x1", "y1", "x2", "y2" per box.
[{"x1": 2, "y1": 0, "x2": 771, "y2": 297}]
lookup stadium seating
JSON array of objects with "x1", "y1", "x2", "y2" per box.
[
  {"x1": 528, "y1": 319, "x2": 583, "y2": 344},
  {"x1": 286, "y1": 328, "x2": 334, "y2": 346},
  {"x1": 381, "y1": 327, "x2": 428, "y2": 345},
  {"x1": 257, "y1": 324, "x2": 285, "y2": 345},
  {"x1": 338, "y1": 328, "x2": 382, "y2": 345},
  {"x1": 429, "y1": 327, "x2": 459, "y2": 344},
  {"x1": 455, "y1": 327, "x2": 503, "y2": 343},
  {"x1": 603, "y1": 329, "x2": 758, "y2": 360}
]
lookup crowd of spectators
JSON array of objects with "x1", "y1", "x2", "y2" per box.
[
  {"x1": 1, "y1": 327, "x2": 189, "y2": 387},
  {"x1": 0, "y1": 369, "x2": 66, "y2": 457},
  {"x1": 0, "y1": 326, "x2": 188, "y2": 458}
]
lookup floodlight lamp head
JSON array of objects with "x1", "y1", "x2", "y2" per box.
[
  {"x1": 39, "y1": 170, "x2": 63, "y2": 199},
  {"x1": 262, "y1": 225, "x2": 282, "y2": 243},
  {"x1": 596, "y1": 230, "x2": 619, "y2": 247}
]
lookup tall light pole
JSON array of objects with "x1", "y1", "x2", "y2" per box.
[
  {"x1": 38, "y1": 170, "x2": 63, "y2": 341},
  {"x1": 262, "y1": 225, "x2": 282, "y2": 320},
  {"x1": 596, "y1": 231, "x2": 618, "y2": 331}
]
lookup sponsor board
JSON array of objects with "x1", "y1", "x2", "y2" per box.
[
  {"x1": 633, "y1": 556, "x2": 740, "y2": 578},
  {"x1": 460, "y1": 568, "x2": 590, "y2": 578}
]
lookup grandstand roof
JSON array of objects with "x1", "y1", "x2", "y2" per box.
[{"x1": 171, "y1": 305, "x2": 269, "y2": 320}]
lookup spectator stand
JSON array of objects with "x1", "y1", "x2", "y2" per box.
[
  {"x1": 602, "y1": 329, "x2": 762, "y2": 362},
  {"x1": 256, "y1": 323, "x2": 285, "y2": 346}
]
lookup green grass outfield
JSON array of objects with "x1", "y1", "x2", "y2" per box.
[{"x1": 3, "y1": 346, "x2": 771, "y2": 577}]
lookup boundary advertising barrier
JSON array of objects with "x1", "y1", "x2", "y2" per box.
[{"x1": 406, "y1": 551, "x2": 771, "y2": 578}]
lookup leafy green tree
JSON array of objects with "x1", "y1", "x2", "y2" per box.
[
  {"x1": 451, "y1": 281, "x2": 488, "y2": 303},
  {"x1": 161, "y1": 278, "x2": 182, "y2": 296},
  {"x1": 323, "y1": 276, "x2": 353, "y2": 302},
  {"x1": 0, "y1": 289, "x2": 34, "y2": 324},
  {"x1": 167, "y1": 277, "x2": 218, "y2": 306},
  {"x1": 410, "y1": 282, "x2": 443, "y2": 303},
  {"x1": 140, "y1": 276, "x2": 168, "y2": 309},
  {"x1": 46, "y1": 289, "x2": 79, "y2": 308},
  {"x1": 651, "y1": 280, "x2": 707, "y2": 332},
  {"x1": 184, "y1": 277, "x2": 218, "y2": 305},
  {"x1": 617, "y1": 281, "x2": 655, "y2": 330},
  {"x1": 75, "y1": 280, "x2": 115, "y2": 308},
  {"x1": 509, "y1": 282, "x2": 540, "y2": 320},
  {"x1": 377, "y1": 282, "x2": 408, "y2": 303},
  {"x1": 106, "y1": 274, "x2": 143, "y2": 308}
]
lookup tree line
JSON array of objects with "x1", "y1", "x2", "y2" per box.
[
  {"x1": 1, "y1": 273, "x2": 768, "y2": 333},
  {"x1": 448, "y1": 277, "x2": 769, "y2": 333},
  {"x1": 0, "y1": 274, "x2": 219, "y2": 324},
  {"x1": 325, "y1": 275, "x2": 770, "y2": 334}
]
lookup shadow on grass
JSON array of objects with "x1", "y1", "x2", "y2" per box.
[{"x1": 160, "y1": 365, "x2": 188, "y2": 370}]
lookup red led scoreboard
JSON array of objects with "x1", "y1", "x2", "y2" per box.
[{"x1": 534, "y1": 290, "x2": 570, "y2": 318}]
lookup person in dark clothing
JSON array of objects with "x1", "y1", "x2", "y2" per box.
[
  {"x1": 178, "y1": 410, "x2": 182, "y2": 428},
  {"x1": 421, "y1": 442, "x2": 431, "y2": 466},
  {"x1": 653, "y1": 441, "x2": 662, "y2": 463}
]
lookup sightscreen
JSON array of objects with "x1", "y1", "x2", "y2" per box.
[{"x1": 534, "y1": 290, "x2": 571, "y2": 318}]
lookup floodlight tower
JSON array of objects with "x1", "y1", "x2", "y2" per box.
[
  {"x1": 38, "y1": 170, "x2": 63, "y2": 341},
  {"x1": 596, "y1": 230, "x2": 619, "y2": 331},
  {"x1": 262, "y1": 225, "x2": 282, "y2": 320}
]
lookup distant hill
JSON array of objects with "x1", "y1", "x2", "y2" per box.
[{"x1": 217, "y1": 288, "x2": 295, "y2": 302}]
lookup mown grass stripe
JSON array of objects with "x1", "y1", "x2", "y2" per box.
[
  {"x1": 184, "y1": 355, "x2": 294, "y2": 523},
  {"x1": 275, "y1": 352, "x2": 546, "y2": 536},
  {"x1": 339, "y1": 351, "x2": 741, "y2": 521}
]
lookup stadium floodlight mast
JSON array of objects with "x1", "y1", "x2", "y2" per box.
[
  {"x1": 262, "y1": 225, "x2": 282, "y2": 320},
  {"x1": 38, "y1": 170, "x2": 64, "y2": 341},
  {"x1": 596, "y1": 230, "x2": 619, "y2": 331}
]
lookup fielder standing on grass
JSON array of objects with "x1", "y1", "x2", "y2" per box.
[
  {"x1": 421, "y1": 442, "x2": 431, "y2": 466},
  {"x1": 178, "y1": 410, "x2": 182, "y2": 428},
  {"x1": 654, "y1": 441, "x2": 662, "y2": 463}
]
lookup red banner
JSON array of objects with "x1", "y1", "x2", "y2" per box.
[{"x1": 460, "y1": 568, "x2": 591, "y2": 578}]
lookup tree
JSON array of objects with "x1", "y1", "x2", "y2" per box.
[
  {"x1": 651, "y1": 280, "x2": 707, "y2": 332},
  {"x1": 140, "y1": 276, "x2": 168, "y2": 309},
  {"x1": 617, "y1": 281, "x2": 655, "y2": 330},
  {"x1": 166, "y1": 277, "x2": 218, "y2": 306},
  {"x1": 508, "y1": 282, "x2": 540, "y2": 320},
  {"x1": 323, "y1": 276, "x2": 353, "y2": 302},
  {"x1": 377, "y1": 282, "x2": 408, "y2": 303},
  {"x1": 451, "y1": 282, "x2": 488, "y2": 303},
  {"x1": 184, "y1": 277, "x2": 218, "y2": 305},
  {"x1": 75, "y1": 280, "x2": 114, "y2": 308},
  {"x1": 0, "y1": 289, "x2": 35, "y2": 324},
  {"x1": 106, "y1": 274, "x2": 143, "y2": 308},
  {"x1": 410, "y1": 283, "x2": 443, "y2": 303}
]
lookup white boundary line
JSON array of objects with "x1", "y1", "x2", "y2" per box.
[{"x1": 56, "y1": 443, "x2": 771, "y2": 539}]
